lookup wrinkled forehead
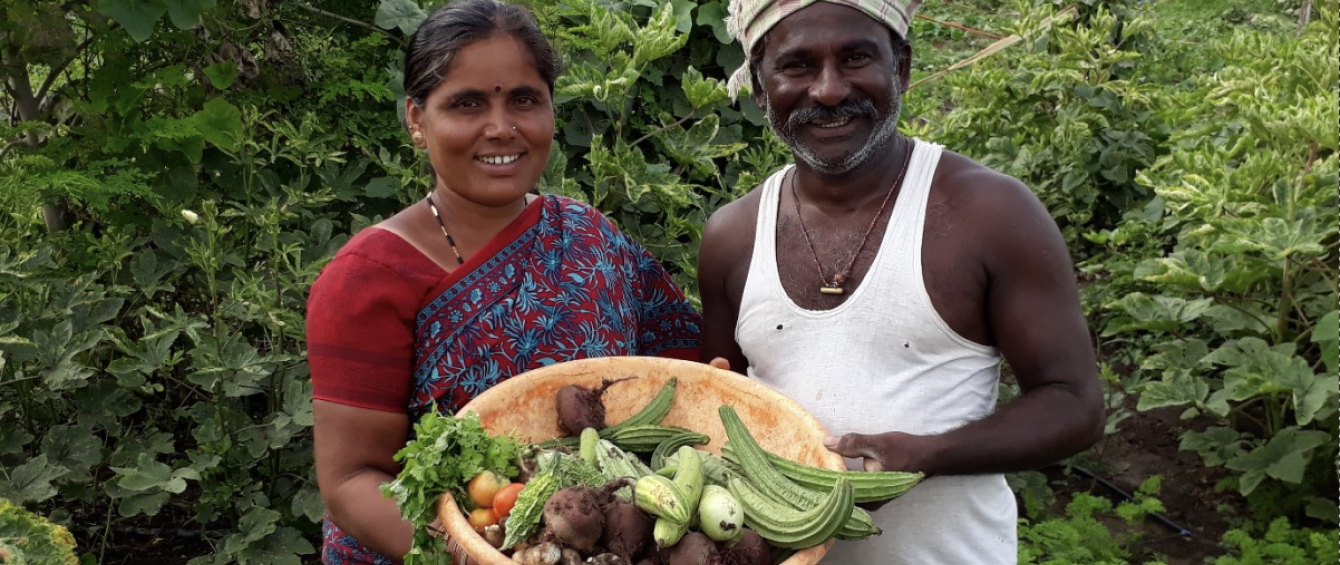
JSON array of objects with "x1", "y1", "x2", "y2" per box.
[
  {"x1": 757, "y1": 2, "x2": 894, "y2": 56},
  {"x1": 725, "y1": 0, "x2": 918, "y2": 98}
]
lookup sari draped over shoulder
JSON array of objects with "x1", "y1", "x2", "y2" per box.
[{"x1": 314, "y1": 194, "x2": 700, "y2": 564}]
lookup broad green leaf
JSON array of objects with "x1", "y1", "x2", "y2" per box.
[
  {"x1": 365, "y1": 177, "x2": 397, "y2": 198},
  {"x1": 1274, "y1": 363, "x2": 1336, "y2": 426},
  {"x1": 375, "y1": 0, "x2": 427, "y2": 34},
  {"x1": 193, "y1": 98, "x2": 243, "y2": 151},
  {"x1": 1103, "y1": 293, "x2": 1214, "y2": 335},
  {"x1": 1203, "y1": 337, "x2": 1295, "y2": 368},
  {"x1": 1179, "y1": 426, "x2": 1243, "y2": 467},
  {"x1": 235, "y1": 526, "x2": 315, "y2": 564},
  {"x1": 1304, "y1": 498, "x2": 1339, "y2": 523},
  {"x1": 695, "y1": 0, "x2": 732, "y2": 43},
  {"x1": 1200, "y1": 304, "x2": 1272, "y2": 336},
  {"x1": 291, "y1": 486, "x2": 326, "y2": 523},
  {"x1": 230, "y1": 508, "x2": 280, "y2": 546},
  {"x1": 98, "y1": 0, "x2": 169, "y2": 42},
  {"x1": 112, "y1": 453, "x2": 174, "y2": 492},
  {"x1": 670, "y1": 0, "x2": 694, "y2": 32},
  {"x1": 42, "y1": 424, "x2": 103, "y2": 478},
  {"x1": 682, "y1": 66, "x2": 728, "y2": 110},
  {"x1": 1225, "y1": 428, "x2": 1330, "y2": 494},
  {"x1": 1138, "y1": 338, "x2": 1209, "y2": 378},
  {"x1": 633, "y1": 3, "x2": 689, "y2": 66},
  {"x1": 1, "y1": 455, "x2": 70, "y2": 504},
  {"x1": 1135, "y1": 250, "x2": 1266, "y2": 294},
  {"x1": 1135, "y1": 374, "x2": 1209, "y2": 411},
  {"x1": 1311, "y1": 310, "x2": 1338, "y2": 375},
  {"x1": 166, "y1": 0, "x2": 215, "y2": 30},
  {"x1": 118, "y1": 492, "x2": 170, "y2": 516},
  {"x1": 0, "y1": 426, "x2": 34, "y2": 456},
  {"x1": 203, "y1": 61, "x2": 238, "y2": 90}
]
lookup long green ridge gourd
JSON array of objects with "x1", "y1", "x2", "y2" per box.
[
  {"x1": 536, "y1": 377, "x2": 679, "y2": 449},
  {"x1": 651, "y1": 429, "x2": 712, "y2": 469},
  {"x1": 727, "y1": 474, "x2": 854, "y2": 549},
  {"x1": 605, "y1": 425, "x2": 709, "y2": 453},
  {"x1": 601, "y1": 377, "x2": 678, "y2": 435},
  {"x1": 722, "y1": 444, "x2": 924, "y2": 503},
  {"x1": 717, "y1": 405, "x2": 879, "y2": 540}
]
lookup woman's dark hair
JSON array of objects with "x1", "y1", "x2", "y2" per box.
[{"x1": 404, "y1": 0, "x2": 563, "y2": 107}]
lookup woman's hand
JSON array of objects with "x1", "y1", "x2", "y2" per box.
[{"x1": 707, "y1": 357, "x2": 731, "y2": 371}]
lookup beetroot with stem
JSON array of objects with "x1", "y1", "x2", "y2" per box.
[
  {"x1": 600, "y1": 500, "x2": 654, "y2": 561},
  {"x1": 710, "y1": 530, "x2": 770, "y2": 565},
  {"x1": 542, "y1": 486, "x2": 606, "y2": 554},
  {"x1": 555, "y1": 377, "x2": 634, "y2": 436},
  {"x1": 667, "y1": 532, "x2": 717, "y2": 565}
]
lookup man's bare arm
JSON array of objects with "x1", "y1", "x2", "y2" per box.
[
  {"x1": 827, "y1": 172, "x2": 1104, "y2": 477},
  {"x1": 697, "y1": 199, "x2": 754, "y2": 374}
]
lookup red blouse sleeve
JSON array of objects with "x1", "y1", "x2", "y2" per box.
[{"x1": 306, "y1": 251, "x2": 418, "y2": 413}]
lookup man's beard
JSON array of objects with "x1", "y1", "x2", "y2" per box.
[{"x1": 764, "y1": 82, "x2": 903, "y2": 177}]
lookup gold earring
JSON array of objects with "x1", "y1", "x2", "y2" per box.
[{"x1": 412, "y1": 131, "x2": 424, "y2": 144}]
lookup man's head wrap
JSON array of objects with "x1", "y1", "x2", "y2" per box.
[{"x1": 725, "y1": 0, "x2": 923, "y2": 100}]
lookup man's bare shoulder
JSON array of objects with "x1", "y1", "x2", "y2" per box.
[
  {"x1": 934, "y1": 149, "x2": 1055, "y2": 234},
  {"x1": 703, "y1": 186, "x2": 765, "y2": 244}
]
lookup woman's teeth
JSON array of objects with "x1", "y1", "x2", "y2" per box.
[{"x1": 479, "y1": 154, "x2": 520, "y2": 165}]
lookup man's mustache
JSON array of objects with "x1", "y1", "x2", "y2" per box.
[{"x1": 783, "y1": 98, "x2": 879, "y2": 131}]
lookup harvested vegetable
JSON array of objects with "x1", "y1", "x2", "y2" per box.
[
  {"x1": 542, "y1": 486, "x2": 606, "y2": 553},
  {"x1": 556, "y1": 378, "x2": 631, "y2": 436},
  {"x1": 383, "y1": 411, "x2": 519, "y2": 565},
  {"x1": 666, "y1": 532, "x2": 717, "y2": 565},
  {"x1": 503, "y1": 469, "x2": 559, "y2": 549},
  {"x1": 468, "y1": 470, "x2": 511, "y2": 508},
  {"x1": 514, "y1": 541, "x2": 562, "y2": 565},
  {"x1": 468, "y1": 507, "x2": 498, "y2": 532},
  {"x1": 493, "y1": 482, "x2": 525, "y2": 519},
  {"x1": 715, "y1": 530, "x2": 770, "y2": 565},
  {"x1": 599, "y1": 500, "x2": 653, "y2": 561}
]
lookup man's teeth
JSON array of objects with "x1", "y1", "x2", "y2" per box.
[
  {"x1": 813, "y1": 116, "x2": 851, "y2": 128},
  {"x1": 479, "y1": 155, "x2": 520, "y2": 165}
]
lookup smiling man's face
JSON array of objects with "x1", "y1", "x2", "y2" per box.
[{"x1": 754, "y1": 3, "x2": 908, "y2": 176}]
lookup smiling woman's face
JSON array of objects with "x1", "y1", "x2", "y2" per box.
[{"x1": 406, "y1": 33, "x2": 555, "y2": 208}]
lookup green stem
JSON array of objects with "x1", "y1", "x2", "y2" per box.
[
  {"x1": 97, "y1": 498, "x2": 114, "y2": 565},
  {"x1": 1275, "y1": 264, "x2": 1293, "y2": 343}
]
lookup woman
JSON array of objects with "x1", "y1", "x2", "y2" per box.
[{"x1": 305, "y1": 1, "x2": 701, "y2": 562}]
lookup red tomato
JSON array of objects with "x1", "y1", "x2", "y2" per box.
[{"x1": 492, "y1": 482, "x2": 525, "y2": 519}]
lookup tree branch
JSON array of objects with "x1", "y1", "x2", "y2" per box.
[
  {"x1": 35, "y1": 33, "x2": 100, "y2": 105},
  {"x1": 295, "y1": 3, "x2": 403, "y2": 46}
]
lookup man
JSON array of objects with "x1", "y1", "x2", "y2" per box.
[{"x1": 697, "y1": 0, "x2": 1105, "y2": 562}]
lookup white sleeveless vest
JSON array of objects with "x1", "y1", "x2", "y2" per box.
[{"x1": 736, "y1": 140, "x2": 1018, "y2": 564}]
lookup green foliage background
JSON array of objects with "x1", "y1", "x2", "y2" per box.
[{"x1": 0, "y1": 0, "x2": 1335, "y2": 563}]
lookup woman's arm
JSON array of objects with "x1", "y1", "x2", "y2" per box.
[{"x1": 313, "y1": 401, "x2": 413, "y2": 560}]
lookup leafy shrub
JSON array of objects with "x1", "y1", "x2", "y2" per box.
[
  {"x1": 1102, "y1": 2, "x2": 1338, "y2": 517},
  {"x1": 1018, "y1": 477, "x2": 1167, "y2": 565},
  {"x1": 0, "y1": 498, "x2": 77, "y2": 565},
  {"x1": 1214, "y1": 517, "x2": 1339, "y2": 565}
]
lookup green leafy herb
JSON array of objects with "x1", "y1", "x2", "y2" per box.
[{"x1": 382, "y1": 411, "x2": 520, "y2": 565}]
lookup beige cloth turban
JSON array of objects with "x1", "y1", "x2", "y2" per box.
[{"x1": 725, "y1": 0, "x2": 923, "y2": 99}]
